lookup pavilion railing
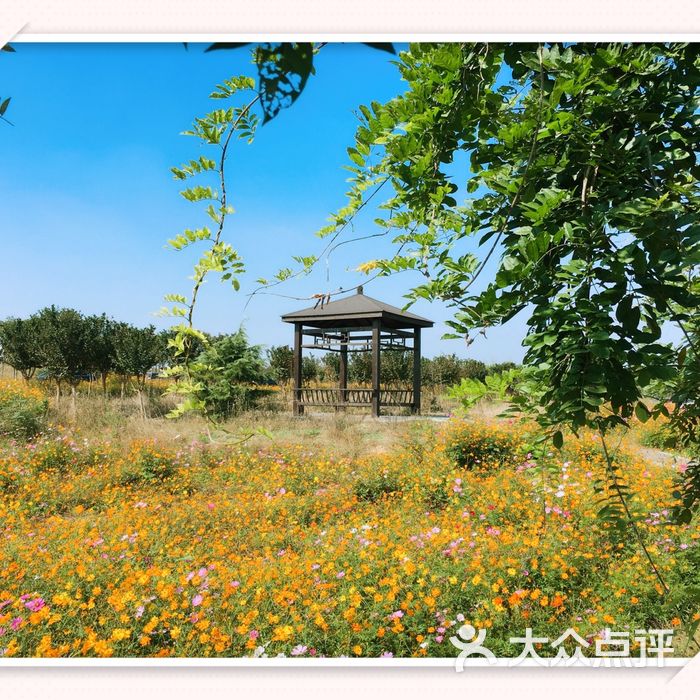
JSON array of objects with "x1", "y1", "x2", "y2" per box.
[{"x1": 297, "y1": 388, "x2": 414, "y2": 407}]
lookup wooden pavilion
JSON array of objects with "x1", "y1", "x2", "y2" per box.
[{"x1": 281, "y1": 287, "x2": 433, "y2": 417}]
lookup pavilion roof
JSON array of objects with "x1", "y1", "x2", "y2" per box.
[{"x1": 281, "y1": 289, "x2": 433, "y2": 330}]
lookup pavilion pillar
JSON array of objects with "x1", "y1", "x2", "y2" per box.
[
  {"x1": 371, "y1": 320, "x2": 381, "y2": 418},
  {"x1": 412, "y1": 327, "x2": 421, "y2": 414},
  {"x1": 292, "y1": 322, "x2": 304, "y2": 415},
  {"x1": 338, "y1": 332, "x2": 348, "y2": 412}
]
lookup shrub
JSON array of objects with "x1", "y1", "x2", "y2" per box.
[
  {"x1": 0, "y1": 380, "x2": 47, "y2": 440},
  {"x1": 354, "y1": 470, "x2": 402, "y2": 502},
  {"x1": 30, "y1": 434, "x2": 82, "y2": 474},
  {"x1": 444, "y1": 422, "x2": 522, "y2": 470},
  {"x1": 120, "y1": 444, "x2": 178, "y2": 485},
  {"x1": 418, "y1": 477, "x2": 451, "y2": 510},
  {"x1": 191, "y1": 330, "x2": 273, "y2": 417}
]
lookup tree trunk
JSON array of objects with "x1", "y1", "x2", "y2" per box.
[
  {"x1": 101, "y1": 372, "x2": 108, "y2": 397},
  {"x1": 137, "y1": 383, "x2": 147, "y2": 422},
  {"x1": 55, "y1": 380, "x2": 61, "y2": 409},
  {"x1": 70, "y1": 384, "x2": 77, "y2": 423},
  {"x1": 136, "y1": 374, "x2": 148, "y2": 423}
]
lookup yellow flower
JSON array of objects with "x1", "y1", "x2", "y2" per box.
[
  {"x1": 110, "y1": 629, "x2": 131, "y2": 642},
  {"x1": 272, "y1": 625, "x2": 294, "y2": 642}
]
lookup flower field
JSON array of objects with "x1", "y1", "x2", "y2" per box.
[{"x1": 0, "y1": 414, "x2": 697, "y2": 658}]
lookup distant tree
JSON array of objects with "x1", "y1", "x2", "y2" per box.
[
  {"x1": 487, "y1": 361, "x2": 518, "y2": 375},
  {"x1": 321, "y1": 353, "x2": 340, "y2": 383},
  {"x1": 381, "y1": 350, "x2": 412, "y2": 386},
  {"x1": 33, "y1": 306, "x2": 93, "y2": 415},
  {"x1": 0, "y1": 317, "x2": 41, "y2": 381},
  {"x1": 461, "y1": 358, "x2": 489, "y2": 382},
  {"x1": 84, "y1": 314, "x2": 115, "y2": 395},
  {"x1": 349, "y1": 352, "x2": 371, "y2": 384},
  {"x1": 267, "y1": 344, "x2": 294, "y2": 384},
  {"x1": 302, "y1": 356, "x2": 320, "y2": 383},
  {"x1": 112, "y1": 323, "x2": 165, "y2": 418},
  {"x1": 426, "y1": 354, "x2": 469, "y2": 387}
]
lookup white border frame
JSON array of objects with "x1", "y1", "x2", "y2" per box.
[{"x1": 0, "y1": 29, "x2": 698, "y2": 680}]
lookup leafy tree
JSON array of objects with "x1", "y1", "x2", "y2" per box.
[
  {"x1": 488, "y1": 361, "x2": 518, "y2": 375},
  {"x1": 160, "y1": 74, "x2": 258, "y2": 420},
  {"x1": 348, "y1": 352, "x2": 371, "y2": 384},
  {"x1": 33, "y1": 306, "x2": 93, "y2": 414},
  {"x1": 302, "y1": 356, "x2": 320, "y2": 383},
  {"x1": 313, "y1": 42, "x2": 700, "y2": 595},
  {"x1": 425, "y1": 354, "x2": 473, "y2": 386},
  {"x1": 462, "y1": 358, "x2": 490, "y2": 382},
  {"x1": 84, "y1": 314, "x2": 115, "y2": 395},
  {"x1": 267, "y1": 344, "x2": 294, "y2": 384},
  {"x1": 189, "y1": 330, "x2": 271, "y2": 417},
  {"x1": 381, "y1": 349, "x2": 412, "y2": 386},
  {"x1": 321, "y1": 353, "x2": 340, "y2": 383},
  {"x1": 0, "y1": 317, "x2": 41, "y2": 381},
  {"x1": 202, "y1": 42, "x2": 395, "y2": 124},
  {"x1": 112, "y1": 323, "x2": 165, "y2": 418}
]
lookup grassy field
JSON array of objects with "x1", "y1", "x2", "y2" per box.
[{"x1": 0, "y1": 379, "x2": 698, "y2": 658}]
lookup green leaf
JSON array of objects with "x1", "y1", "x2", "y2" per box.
[
  {"x1": 635, "y1": 402, "x2": 651, "y2": 423},
  {"x1": 362, "y1": 43, "x2": 396, "y2": 55},
  {"x1": 552, "y1": 430, "x2": 564, "y2": 449}
]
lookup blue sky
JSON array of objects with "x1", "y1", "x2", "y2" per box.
[{"x1": 0, "y1": 42, "x2": 527, "y2": 362}]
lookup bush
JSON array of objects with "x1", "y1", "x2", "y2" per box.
[
  {"x1": 120, "y1": 444, "x2": 178, "y2": 485},
  {"x1": 418, "y1": 477, "x2": 451, "y2": 510},
  {"x1": 444, "y1": 422, "x2": 522, "y2": 470},
  {"x1": 354, "y1": 470, "x2": 402, "y2": 502},
  {"x1": 191, "y1": 330, "x2": 273, "y2": 417},
  {"x1": 0, "y1": 380, "x2": 47, "y2": 440}
]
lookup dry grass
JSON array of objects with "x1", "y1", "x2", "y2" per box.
[{"x1": 44, "y1": 391, "x2": 442, "y2": 460}]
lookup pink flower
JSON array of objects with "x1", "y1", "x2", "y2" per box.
[
  {"x1": 192, "y1": 594, "x2": 203, "y2": 607},
  {"x1": 679, "y1": 463, "x2": 689, "y2": 474},
  {"x1": 10, "y1": 617, "x2": 22, "y2": 631},
  {"x1": 389, "y1": 610, "x2": 404, "y2": 620},
  {"x1": 25, "y1": 598, "x2": 45, "y2": 613},
  {"x1": 291, "y1": 645, "x2": 308, "y2": 656},
  {"x1": 380, "y1": 651, "x2": 394, "y2": 658},
  {"x1": 336, "y1": 571, "x2": 345, "y2": 579}
]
